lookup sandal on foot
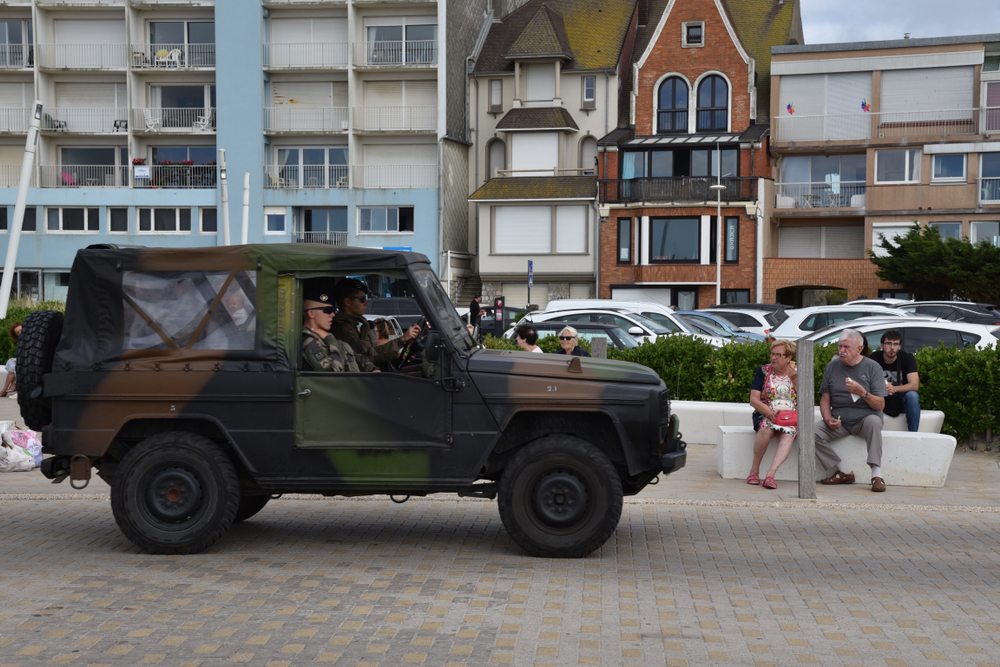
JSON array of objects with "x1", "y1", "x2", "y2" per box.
[
  {"x1": 746, "y1": 473, "x2": 761, "y2": 485},
  {"x1": 763, "y1": 476, "x2": 777, "y2": 490}
]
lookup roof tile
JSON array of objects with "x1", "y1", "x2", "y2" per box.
[
  {"x1": 496, "y1": 107, "x2": 580, "y2": 130},
  {"x1": 469, "y1": 176, "x2": 597, "y2": 200}
]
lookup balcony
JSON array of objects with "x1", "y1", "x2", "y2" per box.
[
  {"x1": 42, "y1": 108, "x2": 129, "y2": 134},
  {"x1": 598, "y1": 176, "x2": 757, "y2": 204},
  {"x1": 264, "y1": 165, "x2": 349, "y2": 189},
  {"x1": 0, "y1": 44, "x2": 32, "y2": 69},
  {"x1": 40, "y1": 165, "x2": 129, "y2": 188},
  {"x1": 263, "y1": 107, "x2": 348, "y2": 133},
  {"x1": 263, "y1": 43, "x2": 348, "y2": 69},
  {"x1": 352, "y1": 164, "x2": 436, "y2": 189},
  {"x1": 0, "y1": 108, "x2": 30, "y2": 134},
  {"x1": 773, "y1": 108, "x2": 994, "y2": 145},
  {"x1": 129, "y1": 44, "x2": 216, "y2": 69},
  {"x1": 37, "y1": 44, "x2": 127, "y2": 69},
  {"x1": 0, "y1": 165, "x2": 36, "y2": 188},
  {"x1": 352, "y1": 41, "x2": 437, "y2": 68},
  {"x1": 131, "y1": 108, "x2": 215, "y2": 133},
  {"x1": 132, "y1": 165, "x2": 217, "y2": 189},
  {"x1": 294, "y1": 231, "x2": 348, "y2": 245},
  {"x1": 982, "y1": 177, "x2": 1000, "y2": 205},
  {"x1": 353, "y1": 106, "x2": 435, "y2": 132},
  {"x1": 36, "y1": 0, "x2": 124, "y2": 5},
  {"x1": 775, "y1": 181, "x2": 866, "y2": 210}
]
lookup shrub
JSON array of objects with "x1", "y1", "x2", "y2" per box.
[
  {"x1": 701, "y1": 339, "x2": 771, "y2": 403},
  {"x1": 0, "y1": 298, "x2": 66, "y2": 362},
  {"x1": 608, "y1": 336, "x2": 715, "y2": 401}
]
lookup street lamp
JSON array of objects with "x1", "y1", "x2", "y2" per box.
[{"x1": 710, "y1": 167, "x2": 726, "y2": 306}]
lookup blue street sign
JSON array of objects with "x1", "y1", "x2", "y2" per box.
[{"x1": 528, "y1": 260, "x2": 533, "y2": 288}]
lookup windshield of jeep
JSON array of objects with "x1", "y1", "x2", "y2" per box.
[{"x1": 410, "y1": 266, "x2": 475, "y2": 351}]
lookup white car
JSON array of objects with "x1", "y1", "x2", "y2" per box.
[
  {"x1": 768, "y1": 305, "x2": 915, "y2": 339},
  {"x1": 807, "y1": 318, "x2": 999, "y2": 352},
  {"x1": 521, "y1": 308, "x2": 725, "y2": 347},
  {"x1": 543, "y1": 299, "x2": 693, "y2": 335},
  {"x1": 700, "y1": 307, "x2": 783, "y2": 336}
]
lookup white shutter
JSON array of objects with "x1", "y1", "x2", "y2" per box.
[
  {"x1": 365, "y1": 143, "x2": 436, "y2": 165},
  {"x1": 526, "y1": 64, "x2": 556, "y2": 102},
  {"x1": 0, "y1": 82, "x2": 26, "y2": 107},
  {"x1": 569, "y1": 283, "x2": 591, "y2": 299},
  {"x1": 495, "y1": 205, "x2": 551, "y2": 253},
  {"x1": 331, "y1": 82, "x2": 348, "y2": 108},
  {"x1": 271, "y1": 18, "x2": 310, "y2": 44},
  {"x1": 272, "y1": 81, "x2": 332, "y2": 107},
  {"x1": 55, "y1": 19, "x2": 125, "y2": 44},
  {"x1": 988, "y1": 82, "x2": 1000, "y2": 132},
  {"x1": 778, "y1": 226, "x2": 822, "y2": 258},
  {"x1": 55, "y1": 83, "x2": 116, "y2": 107},
  {"x1": 555, "y1": 205, "x2": 586, "y2": 253},
  {"x1": 364, "y1": 80, "x2": 403, "y2": 106},
  {"x1": 871, "y1": 223, "x2": 916, "y2": 258},
  {"x1": 529, "y1": 283, "x2": 549, "y2": 309},
  {"x1": 825, "y1": 72, "x2": 873, "y2": 140},
  {"x1": 511, "y1": 132, "x2": 558, "y2": 176},
  {"x1": 612, "y1": 287, "x2": 672, "y2": 306},
  {"x1": 312, "y1": 18, "x2": 346, "y2": 43},
  {"x1": 501, "y1": 283, "x2": 529, "y2": 310},
  {"x1": 777, "y1": 74, "x2": 826, "y2": 142},
  {"x1": 404, "y1": 80, "x2": 436, "y2": 106},
  {"x1": 881, "y1": 67, "x2": 973, "y2": 119},
  {"x1": 825, "y1": 225, "x2": 864, "y2": 258},
  {"x1": 0, "y1": 145, "x2": 23, "y2": 162}
]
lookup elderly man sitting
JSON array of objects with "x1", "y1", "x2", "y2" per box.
[{"x1": 815, "y1": 328, "x2": 889, "y2": 492}]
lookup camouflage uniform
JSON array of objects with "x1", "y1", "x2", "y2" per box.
[
  {"x1": 329, "y1": 313, "x2": 396, "y2": 370},
  {"x1": 301, "y1": 328, "x2": 361, "y2": 373}
]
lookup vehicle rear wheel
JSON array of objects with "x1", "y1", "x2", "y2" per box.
[
  {"x1": 497, "y1": 435, "x2": 623, "y2": 558},
  {"x1": 15, "y1": 310, "x2": 64, "y2": 430},
  {"x1": 233, "y1": 494, "x2": 270, "y2": 523},
  {"x1": 110, "y1": 432, "x2": 239, "y2": 554}
]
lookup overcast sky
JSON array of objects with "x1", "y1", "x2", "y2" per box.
[{"x1": 800, "y1": 0, "x2": 1000, "y2": 45}]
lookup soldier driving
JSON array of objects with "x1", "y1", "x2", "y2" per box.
[
  {"x1": 329, "y1": 278, "x2": 422, "y2": 370},
  {"x1": 301, "y1": 285, "x2": 364, "y2": 373}
]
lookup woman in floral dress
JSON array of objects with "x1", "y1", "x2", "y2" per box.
[{"x1": 746, "y1": 340, "x2": 798, "y2": 489}]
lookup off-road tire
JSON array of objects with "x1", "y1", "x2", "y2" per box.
[
  {"x1": 497, "y1": 435, "x2": 623, "y2": 558},
  {"x1": 110, "y1": 432, "x2": 239, "y2": 554},
  {"x1": 233, "y1": 494, "x2": 270, "y2": 523},
  {"x1": 15, "y1": 310, "x2": 63, "y2": 430}
]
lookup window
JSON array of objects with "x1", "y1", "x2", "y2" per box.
[
  {"x1": 200, "y1": 207, "x2": 217, "y2": 233},
  {"x1": 264, "y1": 207, "x2": 286, "y2": 234},
  {"x1": 650, "y1": 217, "x2": 700, "y2": 262},
  {"x1": 580, "y1": 136, "x2": 597, "y2": 175},
  {"x1": 495, "y1": 206, "x2": 550, "y2": 253},
  {"x1": 150, "y1": 84, "x2": 216, "y2": 129},
  {"x1": 971, "y1": 221, "x2": 1000, "y2": 246},
  {"x1": 109, "y1": 207, "x2": 128, "y2": 233},
  {"x1": 777, "y1": 225, "x2": 865, "y2": 258},
  {"x1": 875, "y1": 149, "x2": 920, "y2": 183},
  {"x1": 47, "y1": 207, "x2": 99, "y2": 233},
  {"x1": 489, "y1": 79, "x2": 503, "y2": 112},
  {"x1": 721, "y1": 289, "x2": 750, "y2": 304},
  {"x1": 299, "y1": 208, "x2": 347, "y2": 242},
  {"x1": 359, "y1": 206, "x2": 414, "y2": 233},
  {"x1": 657, "y1": 77, "x2": 688, "y2": 133},
  {"x1": 696, "y1": 75, "x2": 728, "y2": 131},
  {"x1": 0, "y1": 207, "x2": 5, "y2": 231},
  {"x1": 931, "y1": 154, "x2": 966, "y2": 182},
  {"x1": 365, "y1": 20, "x2": 437, "y2": 65},
  {"x1": 22, "y1": 207, "x2": 35, "y2": 232},
  {"x1": 138, "y1": 207, "x2": 192, "y2": 233},
  {"x1": 725, "y1": 217, "x2": 739, "y2": 263},
  {"x1": 871, "y1": 223, "x2": 917, "y2": 257},
  {"x1": 59, "y1": 146, "x2": 129, "y2": 187},
  {"x1": 525, "y1": 63, "x2": 556, "y2": 102},
  {"x1": 878, "y1": 289, "x2": 910, "y2": 300},
  {"x1": 981, "y1": 153, "x2": 1000, "y2": 203},
  {"x1": 149, "y1": 21, "x2": 215, "y2": 66},
  {"x1": 692, "y1": 148, "x2": 738, "y2": 178},
  {"x1": 58, "y1": 272, "x2": 70, "y2": 287},
  {"x1": 581, "y1": 76, "x2": 596, "y2": 109},
  {"x1": 0, "y1": 19, "x2": 32, "y2": 68},
  {"x1": 682, "y1": 21, "x2": 704, "y2": 47},
  {"x1": 617, "y1": 218, "x2": 632, "y2": 264},
  {"x1": 487, "y1": 139, "x2": 505, "y2": 178},
  {"x1": 152, "y1": 146, "x2": 216, "y2": 165},
  {"x1": 554, "y1": 206, "x2": 586, "y2": 253},
  {"x1": 987, "y1": 81, "x2": 1000, "y2": 131},
  {"x1": 621, "y1": 146, "x2": 737, "y2": 179},
  {"x1": 777, "y1": 154, "x2": 867, "y2": 207},
  {"x1": 276, "y1": 147, "x2": 348, "y2": 188},
  {"x1": 930, "y1": 222, "x2": 961, "y2": 240},
  {"x1": 900, "y1": 327, "x2": 960, "y2": 353}
]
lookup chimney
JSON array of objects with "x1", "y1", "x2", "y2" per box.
[
  {"x1": 638, "y1": 0, "x2": 648, "y2": 26},
  {"x1": 904, "y1": 33, "x2": 911, "y2": 39}
]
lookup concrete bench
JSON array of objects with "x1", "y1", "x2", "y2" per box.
[
  {"x1": 673, "y1": 400, "x2": 945, "y2": 445},
  {"x1": 716, "y1": 426, "x2": 957, "y2": 488}
]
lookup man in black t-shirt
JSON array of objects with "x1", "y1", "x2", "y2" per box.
[
  {"x1": 869, "y1": 329, "x2": 920, "y2": 432},
  {"x1": 469, "y1": 294, "x2": 484, "y2": 334}
]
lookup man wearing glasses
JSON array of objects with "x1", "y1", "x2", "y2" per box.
[
  {"x1": 869, "y1": 329, "x2": 920, "y2": 432},
  {"x1": 301, "y1": 286, "x2": 360, "y2": 372},
  {"x1": 329, "y1": 278, "x2": 421, "y2": 370}
]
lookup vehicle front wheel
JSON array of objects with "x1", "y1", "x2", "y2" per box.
[
  {"x1": 497, "y1": 435, "x2": 623, "y2": 558},
  {"x1": 110, "y1": 432, "x2": 239, "y2": 554}
]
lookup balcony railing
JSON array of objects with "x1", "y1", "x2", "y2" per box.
[
  {"x1": 37, "y1": 44, "x2": 128, "y2": 69},
  {"x1": 130, "y1": 44, "x2": 216, "y2": 69},
  {"x1": 0, "y1": 44, "x2": 32, "y2": 69},
  {"x1": 774, "y1": 108, "x2": 988, "y2": 143},
  {"x1": 0, "y1": 108, "x2": 30, "y2": 133},
  {"x1": 132, "y1": 165, "x2": 218, "y2": 189},
  {"x1": 294, "y1": 231, "x2": 349, "y2": 245},
  {"x1": 352, "y1": 164, "x2": 436, "y2": 189},
  {"x1": 352, "y1": 40, "x2": 438, "y2": 67},
  {"x1": 43, "y1": 108, "x2": 129, "y2": 133},
  {"x1": 36, "y1": 0, "x2": 123, "y2": 5},
  {"x1": 0, "y1": 165, "x2": 36, "y2": 188},
  {"x1": 264, "y1": 165, "x2": 349, "y2": 189},
  {"x1": 263, "y1": 42, "x2": 348, "y2": 68},
  {"x1": 353, "y1": 106, "x2": 436, "y2": 132},
  {"x1": 131, "y1": 108, "x2": 215, "y2": 133},
  {"x1": 982, "y1": 177, "x2": 1000, "y2": 204},
  {"x1": 263, "y1": 107, "x2": 348, "y2": 133},
  {"x1": 40, "y1": 165, "x2": 129, "y2": 188},
  {"x1": 775, "y1": 181, "x2": 867, "y2": 209},
  {"x1": 598, "y1": 176, "x2": 757, "y2": 204}
]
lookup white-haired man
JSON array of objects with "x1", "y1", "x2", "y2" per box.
[{"x1": 815, "y1": 328, "x2": 889, "y2": 492}]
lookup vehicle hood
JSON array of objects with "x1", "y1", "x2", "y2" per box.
[{"x1": 467, "y1": 348, "x2": 662, "y2": 385}]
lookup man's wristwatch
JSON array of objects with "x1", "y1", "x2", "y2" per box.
[{"x1": 862, "y1": 389, "x2": 868, "y2": 399}]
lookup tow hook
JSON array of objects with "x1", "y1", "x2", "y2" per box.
[{"x1": 69, "y1": 455, "x2": 92, "y2": 490}]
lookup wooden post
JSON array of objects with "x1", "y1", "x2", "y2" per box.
[
  {"x1": 591, "y1": 337, "x2": 607, "y2": 359},
  {"x1": 797, "y1": 338, "x2": 816, "y2": 499}
]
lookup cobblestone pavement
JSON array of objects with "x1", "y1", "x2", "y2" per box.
[{"x1": 1, "y1": 495, "x2": 1000, "y2": 666}]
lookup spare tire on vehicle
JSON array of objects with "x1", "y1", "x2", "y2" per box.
[{"x1": 16, "y1": 310, "x2": 64, "y2": 430}]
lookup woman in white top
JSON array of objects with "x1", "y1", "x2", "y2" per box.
[{"x1": 515, "y1": 324, "x2": 543, "y2": 353}]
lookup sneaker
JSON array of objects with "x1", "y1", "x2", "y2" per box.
[{"x1": 7, "y1": 392, "x2": 16, "y2": 399}]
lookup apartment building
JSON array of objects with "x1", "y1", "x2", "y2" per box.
[
  {"x1": 768, "y1": 34, "x2": 1000, "y2": 305},
  {"x1": 466, "y1": 0, "x2": 635, "y2": 309},
  {"x1": 0, "y1": 0, "x2": 490, "y2": 301}
]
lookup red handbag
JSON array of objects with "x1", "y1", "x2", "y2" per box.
[{"x1": 774, "y1": 411, "x2": 797, "y2": 427}]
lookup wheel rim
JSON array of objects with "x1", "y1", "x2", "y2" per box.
[
  {"x1": 531, "y1": 469, "x2": 589, "y2": 528},
  {"x1": 144, "y1": 466, "x2": 204, "y2": 523}
]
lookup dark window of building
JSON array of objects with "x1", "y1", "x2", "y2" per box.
[
  {"x1": 686, "y1": 24, "x2": 703, "y2": 45},
  {"x1": 697, "y1": 75, "x2": 728, "y2": 131},
  {"x1": 617, "y1": 218, "x2": 631, "y2": 263},
  {"x1": 650, "y1": 217, "x2": 699, "y2": 262},
  {"x1": 657, "y1": 77, "x2": 688, "y2": 133},
  {"x1": 721, "y1": 289, "x2": 750, "y2": 304},
  {"x1": 201, "y1": 207, "x2": 217, "y2": 233},
  {"x1": 0, "y1": 207, "x2": 6, "y2": 231},
  {"x1": 22, "y1": 207, "x2": 35, "y2": 232},
  {"x1": 109, "y1": 207, "x2": 128, "y2": 233}
]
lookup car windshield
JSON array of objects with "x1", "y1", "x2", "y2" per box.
[
  {"x1": 640, "y1": 312, "x2": 686, "y2": 333},
  {"x1": 628, "y1": 313, "x2": 672, "y2": 335},
  {"x1": 409, "y1": 266, "x2": 474, "y2": 351}
]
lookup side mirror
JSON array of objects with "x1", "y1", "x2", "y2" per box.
[
  {"x1": 628, "y1": 326, "x2": 644, "y2": 336},
  {"x1": 424, "y1": 330, "x2": 443, "y2": 363}
]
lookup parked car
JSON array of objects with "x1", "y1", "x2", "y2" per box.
[
  {"x1": 892, "y1": 301, "x2": 1000, "y2": 325},
  {"x1": 700, "y1": 307, "x2": 784, "y2": 336},
  {"x1": 768, "y1": 305, "x2": 914, "y2": 339},
  {"x1": 525, "y1": 308, "x2": 725, "y2": 347},
  {"x1": 460, "y1": 305, "x2": 529, "y2": 338},
  {"x1": 502, "y1": 321, "x2": 640, "y2": 351},
  {"x1": 708, "y1": 302, "x2": 789, "y2": 324},
  {"x1": 842, "y1": 298, "x2": 912, "y2": 307},
  {"x1": 807, "y1": 318, "x2": 999, "y2": 352},
  {"x1": 676, "y1": 311, "x2": 766, "y2": 343},
  {"x1": 543, "y1": 299, "x2": 693, "y2": 334},
  {"x1": 365, "y1": 296, "x2": 423, "y2": 329}
]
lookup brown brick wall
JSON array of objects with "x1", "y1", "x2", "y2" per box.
[{"x1": 763, "y1": 258, "x2": 894, "y2": 302}]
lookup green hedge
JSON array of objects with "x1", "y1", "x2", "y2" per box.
[
  {"x1": 0, "y1": 300, "x2": 66, "y2": 362},
  {"x1": 480, "y1": 334, "x2": 999, "y2": 443}
]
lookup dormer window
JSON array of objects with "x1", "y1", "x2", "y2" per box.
[
  {"x1": 683, "y1": 22, "x2": 704, "y2": 48},
  {"x1": 657, "y1": 77, "x2": 688, "y2": 133},
  {"x1": 697, "y1": 75, "x2": 728, "y2": 131}
]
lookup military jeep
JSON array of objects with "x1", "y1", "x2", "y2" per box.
[{"x1": 21, "y1": 244, "x2": 685, "y2": 558}]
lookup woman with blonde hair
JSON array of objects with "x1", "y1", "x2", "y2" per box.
[
  {"x1": 746, "y1": 339, "x2": 798, "y2": 490},
  {"x1": 553, "y1": 326, "x2": 590, "y2": 357}
]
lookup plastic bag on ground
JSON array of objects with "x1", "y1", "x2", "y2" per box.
[
  {"x1": 0, "y1": 441, "x2": 34, "y2": 472},
  {"x1": 2, "y1": 429, "x2": 42, "y2": 468}
]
